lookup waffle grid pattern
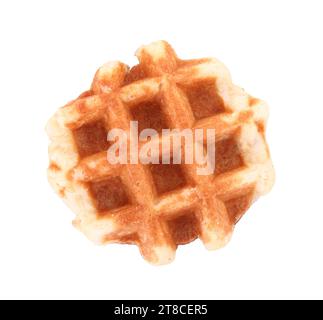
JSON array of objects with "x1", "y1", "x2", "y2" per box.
[{"x1": 47, "y1": 41, "x2": 274, "y2": 264}]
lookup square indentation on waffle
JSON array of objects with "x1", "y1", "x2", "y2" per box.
[
  {"x1": 88, "y1": 176, "x2": 131, "y2": 214},
  {"x1": 224, "y1": 188, "x2": 255, "y2": 224},
  {"x1": 179, "y1": 79, "x2": 225, "y2": 120},
  {"x1": 73, "y1": 120, "x2": 110, "y2": 158},
  {"x1": 129, "y1": 97, "x2": 170, "y2": 135},
  {"x1": 166, "y1": 209, "x2": 200, "y2": 245},
  {"x1": 212, "y1": 137, "x2": 244, "y2": 175},
  {"x1": 148, "y1": 162, "x2": 188, "y2": 196}
]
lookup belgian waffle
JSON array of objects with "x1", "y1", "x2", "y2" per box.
[{"x1": 46, "y1": 41, "x2": 274, "y2": 265}]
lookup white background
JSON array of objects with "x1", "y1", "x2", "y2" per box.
[{"x1": 0, "y1": 0, "x2": 322, "y2": 300}]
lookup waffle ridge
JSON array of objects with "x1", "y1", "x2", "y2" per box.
[{"x1": 47, "y1": 41, "x2": 274, "y2": 265}]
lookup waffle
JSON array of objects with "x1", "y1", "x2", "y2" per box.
[{"x1": 46, "y1": 41, "x2": 274, "y2": 265}]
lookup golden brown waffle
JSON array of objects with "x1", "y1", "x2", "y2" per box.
[{"x1": 46, "y1": 41, "x2": 274, "y2": 265}]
